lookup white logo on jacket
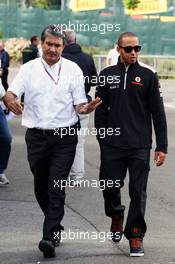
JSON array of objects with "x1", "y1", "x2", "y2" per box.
[{"x1": 135, "y1": 76, "x2": 141, "y2": 82}]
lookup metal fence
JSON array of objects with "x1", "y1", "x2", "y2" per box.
[{"x1": 93, "y1": 55, "x2": 175, "y2": 78}]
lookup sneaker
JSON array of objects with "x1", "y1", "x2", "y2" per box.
[
  {"x1": 129, "y1": 237, "x2": 144, "y2": 257},
  {"x1": 0, "y1": 174, "x2": 9, "y2": 186},
  {"x1": 110, "y1": 215, "x2": 124, "y2": 243}
]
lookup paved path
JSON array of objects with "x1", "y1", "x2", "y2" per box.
[{"x1": 0, "y1": 68, "x2": 175, "y2": 264}]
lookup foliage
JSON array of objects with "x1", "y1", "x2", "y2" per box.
[
  {"x1": 21, "y1": 0, "x2": 61, "y2": 9},
  {"x1": 82, "y1": 45, "x2": 108, "y2": 56},
  {"x1": 0, "y1": 29, "x2": 3, "y2": 39},
  {"x1": 4, "y1": 38, "x2": 29, "y2": 62},
  {"x1": 123, "y1": 0, "x2": 140, "y2": 9},
  {"x1": 32, "y1": 0, "x2": 49, "y2": 9}
]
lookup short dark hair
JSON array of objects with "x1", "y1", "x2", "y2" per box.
[
  {"x1": 117, "y1": 32, "x2": 138, "y2": 46},
  {"x1": 30, "y1": 35, "x2": 38, "y2": 43},
  {"x1": 41, "y1": 24, "x2": 67, "y2": 45}
]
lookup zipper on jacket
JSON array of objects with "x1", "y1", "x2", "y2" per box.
[{"x1": 124, "y1": 64, "x2": 130, "y2": 90}]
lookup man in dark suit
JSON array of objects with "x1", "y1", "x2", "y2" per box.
[{"x1": 62, "y1": 29, "x2": 98, "y2": 184}]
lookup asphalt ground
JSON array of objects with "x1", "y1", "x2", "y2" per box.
[{"x1": 0, "y1": 68, "x2": 175, "y2": 264}]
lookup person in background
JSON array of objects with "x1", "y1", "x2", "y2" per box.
[
  {"x1": 22, "y1": 35, "x2": 40, "y2": 64},
  {"x1": 95, "y1": 32, "x2": 167, "y2": 257},
  {"x1": 0, "y1": 79, "x2": 12, "y2": 186},
  {"x1": 62, "y1": 29, "x2": 98, "y2": 185},
  {"x1": 0, "y1": 41, "x2": 10, "y2": 91},
  {"x1": 106, "y1": 42, "x2": 119, "y2": 66},
  {"x1": 21, "y1": 36, "x2": 40, "y2": 103}
]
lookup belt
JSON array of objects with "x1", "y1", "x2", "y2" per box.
[{"x1": 29, "y1": 122, "x2": 80, "y2": 136}]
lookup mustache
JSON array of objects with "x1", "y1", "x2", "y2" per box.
[
  {"x1": 46, "y1": 51, "x2": 58, "y2": 55},
  {"x1": 48, "y1": 53, "x2": 57, "y2": 55}
]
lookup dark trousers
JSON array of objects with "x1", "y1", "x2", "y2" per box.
[
  {"x1": 99, "y1": 142, "x2": 150, "y2": 239},
  {"x1": 1, "y1": 69, "x2": 9, "y2": 90},
  {"x1": 25, "y1": 128, "x2": 77, "y2": 241},
  {"x1": 0, "y1": 106, "x2": 12, "y2": 174}
]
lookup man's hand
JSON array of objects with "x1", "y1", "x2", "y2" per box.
[
  {"x1": 3, "y1": 91, "x2": 23, "y2": 115},
  {"x1": 154, "y1": 151, "x2": 166, "y2": 166},
  {"x1": 75, "y1": 97, "x2": 102, "y2": 114}
]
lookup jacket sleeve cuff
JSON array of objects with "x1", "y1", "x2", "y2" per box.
[{"x1": 155, "y1": 146, "x2": 168, "y2": 153}]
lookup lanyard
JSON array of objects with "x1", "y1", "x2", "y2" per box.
[{"x1": 41, "y1": 58, "x2": 62, "y2": 85}]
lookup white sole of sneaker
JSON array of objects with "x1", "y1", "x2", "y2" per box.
[{"x1": 130, "y1": 252, "x2": 144, "y2": 257}]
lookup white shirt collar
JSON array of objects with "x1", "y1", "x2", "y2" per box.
[{"x1": 41, "y1": 57, "x2": 61, "y2": 70}]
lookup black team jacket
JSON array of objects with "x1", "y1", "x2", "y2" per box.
[{"x1": 95, "y1": 58, "x2": 168, "y2": 153}]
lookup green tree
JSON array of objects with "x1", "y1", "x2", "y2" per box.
[
  {"x1": 33, "y1": 0, "x2": 49, "y2": 9},
  {"x1": 0, "y1": 29, "x2": 3, "y2": 39},
  {"x1": 25, "y1": 0, "x2": 61, "y2": 9},
  {"x1": 123, "y1": 0, "x2": 140, "y2": 9}
]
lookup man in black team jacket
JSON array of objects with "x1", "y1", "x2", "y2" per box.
[{"x1": 95, "y1": 32, "x2": 168, "y2": 257}]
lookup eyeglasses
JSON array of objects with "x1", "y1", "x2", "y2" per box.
[{"x1": 118, "y1": 45, "x2": 141, "y2": 53}]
